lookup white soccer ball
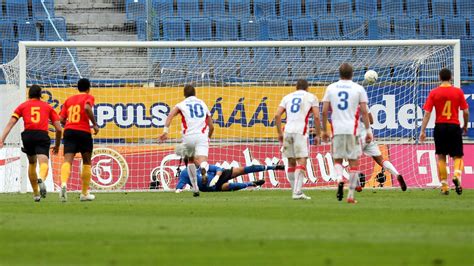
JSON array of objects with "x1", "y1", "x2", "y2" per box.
[{"x1": 364, "y1": 70, "x2": 378, "y2": 84}]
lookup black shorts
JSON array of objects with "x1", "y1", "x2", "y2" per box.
[
  {"x1": 21, "y1": 130, "x2": 51, "y2": 157},
  {"x1": 215, "y1": 168, "x2": 234, "y2": 191},
  {"x1": 434, "y1": 123, "x2": 463, "y2": 157},
  {"x1": 63, "y1": 129, "x2": 93, "y2": 155}
]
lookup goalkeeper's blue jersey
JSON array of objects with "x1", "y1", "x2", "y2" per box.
[{"x1": 176, "y1": 165, "x2": 224, "y2": 191}]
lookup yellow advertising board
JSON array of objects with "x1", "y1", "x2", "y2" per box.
[{"x1": 44, "y1": 86, "x2": 326, "y2": 139}]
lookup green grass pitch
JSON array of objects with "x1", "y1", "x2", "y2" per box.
[{"x1": 0, "y1": 189, "x2": 472, "y2": 266}]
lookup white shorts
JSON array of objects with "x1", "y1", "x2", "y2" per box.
[
  {"x1": 177, "y1": 134, "x2": 209, "y2": 157},
  {"x1": 282, "y1": 133, "x2": 309, "y2": 158},
  {"x1": 362, "y1": 140, "x2": 382, "y2": 157},
  {"x1": 332, "y1": 134, "x2": 362, "y2": 160}
]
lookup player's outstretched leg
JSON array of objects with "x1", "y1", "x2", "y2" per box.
[
  {"x1": 187, "y1": 163, "x2": 200, "y2": 197},
  {"x1": 292, "y1": 165, "x2": 311, "y2": 200},
  {"x1": 347, "y1": 167, "x2": 359, "y2": 204},
  {"x1": 222, "y1": 180, "x2": 266, "y2": 191},
  {"x1": 453, "y1": 157, "x2": 463, "y2": 195}
]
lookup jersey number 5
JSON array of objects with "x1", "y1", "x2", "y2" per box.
[
  {"x1": 68, "y1": 105, "x2": 81, "y2": 123},
  {"x1": 442, "y1": 101, "x2": 452, "y2": 120},
  {"x1": 186, "y1": 103, "x2": 205, "y2": 118},
  {"x1": 337, "y1": 91, "x2": 349, "y2": 110},
  {"x1": 31, "y1": 107, "x2": 40, "y2": 123}
]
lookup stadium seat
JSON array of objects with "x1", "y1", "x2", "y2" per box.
[
  {"x1": 175, "y1": 48, "x2": 198, "y2": 62},
  {"x1": 6, "y1": 0, "x2": 29, "y2": 19},
  {"x1": 18, "y1": 20, "x2": 38, "y2": 41},
  {"x1": 253, "y1": 0, "x2": 276, "y2": 17},
  {"x1": 162, "y1": 17, "x2": 186, "y2": 41},
  {"x1": 32, "y1": 0, "x2": 55, "y2": 19},
  {"x1": 177, "y1": 0, "x2": 200, "y2": 17},
  {"x1": 317, "y1": 18, "x2": 341, "y2": 39},
  {"x1": 471, "y1": 17, "x2": 474, "y2": 38},
  {"x1": 457, "y1": 0, "x2": 473, "y2": 17},
  {"x1": 331, "y1": 0, "x2": 352, "y2": 17},
  {"x1": 280, "y1": 0, "x2": 302, "y2": 18},
  {"x1": 228, "y1": 0, "x2": 251, "y2": 17},
  {"x1": 405, "y1": 0, "x2": 429, "y2": 17},
  {"x1": 306, "y1": 0, "x2": 329, "y2": 17},
  {"x1": 380, "y1": 0, "x2": 403, "y2": 16},
  {"x1": 202, "y1": 48, "x2": 225, "y2": 62},
  {"x1": 215, "y1": 18, "x2": 239, "y2": 40},
  {"x1": 0, "y1": 20, "x2": 15, "y2": 40},
  {"x1": 44, "y1": 17, "x2": 67, "y2": 40},
  {"x1": 267, "y1": 18, "x2": 289, "y2": 40},
  {"x1": 318, "y1": 18, "x2": 341, "y2": 40},
  {"x1": 342, "y1": 17, "x2": 367, "y2": 39},
  {"x1": 241, "y1": 19, "x2": 262, "y2": 40},
  {"x1": 460, "y1": 58, "x2": 470, "y2": 80},
  {"x1": 189, "y1": 17, "x2": 212, "y2": 41},
  {"x1": 226, "y1": 47, "x2": 250, "y2": 62},
  {"x1": 393, "y1": 18, "x2": 417, "y2": 39},
  {"x1": 149, "y1": 47, "x2": 172, "y2": 64},
  {"x1": 136, "y1": 20, "x2": 147, "y2": 41},
  {"x1": 431, "y1": 0, "x2": 454, "y2": 17},
  {"x1": 370, "y1": 17, "x2": 391, "y2": 39},
  {"x1": 203, "y1": 0, "x2": 225, "y2": 17},
  {"x1": 444, "y1": 18, "x2": 467, "y2": 38},
  {"x1": 461, "y1": 39, "x2": 474, "y2": 59},
  {"x1": 419, "y1": 18, "x2": 442, "y2": 39},
  {"x1": 354, "y1": 0, "x2": 377, "y2": 17},
  {"x1": 152, "y1": 0, "x2": 174, "y2": 18},
  {"x1": 291, "y1": 17, "x2": 315, "y2": 40},
  {"x1": 2, "y1": 40, "x2": 18, "y2": 63},
  {"x1": 125, "y1": 0, "x2": 146, "y2": 21}
]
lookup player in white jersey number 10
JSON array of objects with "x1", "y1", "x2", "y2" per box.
[
  {"x1": 159, "y1": 85, "x2": 214, "y2": 197},
  {"x1": 321, "y1": 63, "x2": 372, "y2": 204},
  {"x1": 275, "y1": 79, "x2": 321, "y2": 200}
]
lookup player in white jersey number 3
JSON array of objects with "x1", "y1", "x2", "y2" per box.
[
  {"x1": 275, "y1": 79, "x2": 321, "y2": 200},
  {"x1": 160, "y1": 85, "x2": 214, "y2": 197},
  {"x1": 322, "y1": 63, "x2": 372, "y2": 204}
]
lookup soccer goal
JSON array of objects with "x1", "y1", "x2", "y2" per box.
[{"x1": 0, "y1": 39, "x2": 460, "y2": 193}]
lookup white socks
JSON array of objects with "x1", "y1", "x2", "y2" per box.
[
  {"x1": 347, "y1": 172, "x2": 358, "y2": 199},
  {"x1": 187, "y1": 164, "x2": 199, "y2": 193},
  {"x1": 287, "y1": 168, "x2": 295, "y2": 192},
  {"x1": 293, "y1": 166, "x2": 306, "y2": 195},
  {"x1": 334, "y1": 163, "x2": 344, "y2": 182},
  {"x1": 383, "y1": 161, "x2": 399, "y2": 176}
]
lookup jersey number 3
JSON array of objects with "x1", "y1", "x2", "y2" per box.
[{"x1": 337, "y1": 91, "x2": 349, "y2": 110}]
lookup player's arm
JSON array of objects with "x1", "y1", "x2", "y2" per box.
[
  {"x1": 207, "y1": 115, "x2": 214, "y2": 138},
  {"x1": 0, "y1": 117, "x2": 19, "y2": 149},
  {"x1": 462, "y1": 108, "x2": 469, "y2": 135},
  {"x1": 159, "y1": 106, "x2": 180, "y2": 142},
  {"x1": 84, "y1": 103, "x2": 99, "y2": 135},
  {"x1": 275, "y1": 107, "x2": 285, "y2": 143},
  {"x1": 311, "y1": 106, "x2": 321, "y2": 145},
  {"x1": 368, "y1": 112, "x2": 374, "y2": 125},
  {"x1": 359, "y1": 102, "x2": 372, "y2": 143},
  {"x1": 420, "y1": 92, "x2": 434, "y2": 142},
  {"x1": 321, "y1": 102, "x2": 330, "y2": 142},
  {"x1": 52, "y1": 120, "x2": 62, "y2": 154}
]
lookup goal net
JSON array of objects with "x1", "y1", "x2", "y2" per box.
[{"x1": 0, "y1": 40, "x2": 460, "y2": 193}]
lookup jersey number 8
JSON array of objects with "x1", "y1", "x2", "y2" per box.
[{"x1": 290, "y1": 98, "x2": 302, "y2": 113}]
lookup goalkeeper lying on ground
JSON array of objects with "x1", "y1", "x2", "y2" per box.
[{"x1": 176, "y1": 164, "x2": 285, "y2": 192}]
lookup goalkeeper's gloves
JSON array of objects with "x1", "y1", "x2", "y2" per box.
[{"x1": 209, "y1": 175, "x2": 221, "y2": 187}]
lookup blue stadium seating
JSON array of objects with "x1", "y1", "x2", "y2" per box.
[
  {"x1": 372, "y1": 17, "x2": 392, "y2": 39},
  {"x1": 226, "y1": 47, "x2": 250, "y2": 61},
  {"x1": 380, "y1": 0, "x2": 403, "y2": 16},
  {"x1": 228, "y1": 0, "x2": 251, "y2": 17},
  {"x1": 460, "y1": 59, "x2": 470, "y2": 80},
  {"x1": 393, "y1": 18, "x2": 417, "y2": 38},
  {"x1": 405, "y1": 0, "x2": 429, "y2": 17},
  {"x1": 444, "y1": 18, "x2": 467, "y2": 38},
  {"x1": 189, "y1": 17, "x2": 212, "y2": 40},
  {"x1": 354, "y1": 0, "x2": 377, "y2": 17},
  {"x1": 342, "y1": 17, "x2": 367, "y2": 39},
  {"x1": 331, "y1": 0, "x2": 352, "y2": 17},
  {"x1": 419, "y1": 18, "x2": 442, "y2": 39},
  {"x1": 152, "y1": 0, "x2": 174, "y2": 18},
  {"x1": 306, "y1": 0, "x2": 329, "y2": 16},
  {"x1": 471, "y1": 17, "x2": 474, "y2": 37},
  {"x1": 2, "y1": 40, "x2": 18, "y2": 63},
  {"x1": 241, "y1": 19, "x2": 262, "y2": 40},
  {"x1": 162, "y1": 17, "x2": 186, "y2": 40},
  {"x1": 6, "y1": 0, "x2": 29, "y2": 19},
  {"x1": 125, "y1": 0, "x2": 146, "y2": 21},
  {"x1": 280, "y1": 0, "x2": 302, "y2": 18},
  {"x1": 431, "y1": 0, "x2": 454, "y2": 17},
  {"x1": 317, "y1": 18, "x2": 341, "y2": 39},
  {"x1": 177, "y1": 0, "x2": 200, "y2": 17},
  {"x1": 254, "y1": 0, "x2": 276, "y2": 17},
  {"x1": 175, "y1": 48, "x2": 198, "y2": 62},
  {"x1": 44, "y1": 17, "x2": 67, "y2": 40},
  {"x1": 461, "y1": 39, "x2": 473, "y2": 59},
  {"x1": 18, "y1": 20, "x2": 38, "y2": 41},
  {"x1": 136, "y1": 20, "x2": 147, "y2": 41},
  {"x1": 0, "y1": 20, "x2": 15, "y2": 40},
  {"x1": 203, "y1": 0, "x2": 225, "y2": 17},
  {"x1": 215, "y1": 18, "x2": 239, "y2": 40},
  {"x1": 291, "y1": 17, "x2": 315, "y2": 40},
  {"x1": 267, "y1": 18, "x2": 289, "y2": 40},
  {"x1": 32, "y1": 0, "x2": 55, "y2": 19},
  {"x1": 457, "y1": 0, "x2": 473, "y2": 17}
]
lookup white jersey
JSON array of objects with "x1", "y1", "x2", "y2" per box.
[
  {"x1": 279, "y1": 90, "x2": 319, "y2": 135},
  {"x1": 322, "y1": 80, "x2": 368, "y2": 136},
  {"x1": 175, "y1": 96, "x2": 211, "y2": 136}
]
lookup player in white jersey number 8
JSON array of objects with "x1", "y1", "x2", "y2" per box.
[{"x1": 159, "y1": 85, "x2": 214, "y2": 197}]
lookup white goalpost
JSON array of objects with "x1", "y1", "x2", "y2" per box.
[{"x1": 0, "y1": 39, "x2": 461, "y2": 193}]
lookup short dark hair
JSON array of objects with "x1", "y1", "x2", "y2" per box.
[
  {"x1": 78, "y1": 78, "x2": 91, "y2": 92},
  {"x1": 184, "y1": 85, "x2": 196, "y2": 98},
  {"x1": 439, "y1": 68, "x2": 452, "y2": 82},
  {"x1": 339, "y1": 63, "x2": 353, "y2": 80},
  {"x1": 28, "y1": 85, "x2": 42, "y2": 99},
  {"x1": 296, "y1": 79, "x2": 309, "y2": 90}
]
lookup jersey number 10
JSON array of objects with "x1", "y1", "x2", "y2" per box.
[{"x1": 186, "y1": 103, "x2": 205, "y2": 118}]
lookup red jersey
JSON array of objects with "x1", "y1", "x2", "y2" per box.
[
  {"x1": 423, "y1": 85, "x2": 469, "y2": 125},
  {"x1": 60, "y1": 93, "x2": 95, "y2": 133},
  {"x1": 12, "y1": 99, "x2": 60, "y2": 132}
]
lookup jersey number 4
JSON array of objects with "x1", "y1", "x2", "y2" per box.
[
  {"x1": 442, "y1": 101, "x2": 452, "y2": 120},
  {"x1": 186, "y1": 103, "x2": 205, "y2": 118}
]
